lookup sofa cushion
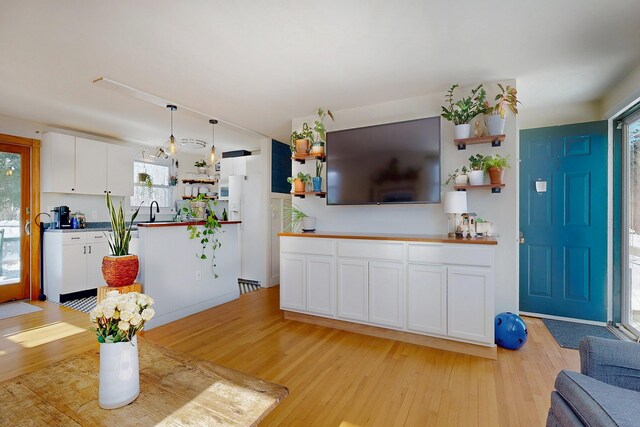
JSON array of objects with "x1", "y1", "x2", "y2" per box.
[
  {"x1": 556, "y1": 370, "x2": 640, "y2": 427},
  {"x1": 547, "y1": 391, "x2": 585, "y2": 427}
]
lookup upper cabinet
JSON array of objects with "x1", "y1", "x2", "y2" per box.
[
  {"x1": 220, "y1": 156, "x2": 249, "y2": 181},
  {"x1": 41, "y1": 132, "x2": 133, "y2": 196}
]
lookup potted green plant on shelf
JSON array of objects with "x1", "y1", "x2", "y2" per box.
[
  {"x1": 290, "y1": 123, "x2": 314, "y2": 155},
  {"x1": 467, "y1": 154, "x2": 486, "y2": 186},
  {"x1": 287, "y1": 172, "x2": 312, "y2": 193},
  {"x1": 102, "y1": 194, "x2": 141, "y2": 287},
  {"x1": 313, "y1": 159, "x2": 323, "y2": 192},
  {"x1": 283, "y1": 204, "x2": 316, "y2": 232},
  {"x1": 441, "y1": 84, "x2": 487, "y2": 140},
  {"x1": 311, "y1": 108, "x2": 334, "y2": 155},
  {"x1": 194, "y1": 160, "x2": 208, "y2": 174},
  {"x1": 181, "y1": 193, "x2": 222, "y2": 266},
  {"x1": 444, "y1": 166, "x2": 469, "y2": 187},
  {"x1": 483, "y1": 84, "x2": 520, "y2": 136},
  {"x1": 483, "y1": 154, "x2": 510, "y2": 185}
]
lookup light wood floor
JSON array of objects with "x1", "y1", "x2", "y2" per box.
[{"x1": 0, "y1": 288, "x2": 579, "y2": 426}]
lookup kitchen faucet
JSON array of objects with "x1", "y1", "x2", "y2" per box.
[{"x1": 149, "y1": 200, "x2": 159, "y2": 222}]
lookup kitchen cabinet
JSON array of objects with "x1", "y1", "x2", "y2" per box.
[
  {"x1": 41, "y1": 132, "x2": 133, "y2": 196},
  {"x1": 220, "y1": 157, "x2": 248, "y2": 181},
  {"x1": 280, "y1": 253, "x2": 306, "y2": 311},
  {"x1": 306, "y1": 256, "x2": 335, "y2": 316},
  {"x1": 407, "y1": 264, "x2": 447, "y2": 336},
  {"x1": 447, "y1": 266, "x2": 494, "y2": 344},
  {"x1": 337, "y1": 259, "x2": 368, "y2": 322},
  {"x1": 368, "y1": 261, "x2": 404, "y2": 328}
]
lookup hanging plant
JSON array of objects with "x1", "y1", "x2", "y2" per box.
[
  {"x1": 181, "y1": 194, "x2": 222, "y2": 276},
  {"x1": 137, "y1": 172, "x2": 153, "y2": 195}
]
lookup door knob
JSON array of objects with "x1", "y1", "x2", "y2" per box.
[{"x1": 519, "y1": 231, "x2": 525, "y2": 244}]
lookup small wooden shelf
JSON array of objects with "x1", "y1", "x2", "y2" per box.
[
  {"x1": 182, "y1": 179, "x2": 217, "y2": 184},
  {"x1": 182, "y1": 196, "x2": 217, "y2": 200},
  {"x1": 454, "y1": 134, "x2": 505, "y2": 150},
  {"x1": 292, "y1": 153, "x2": 326, "y2": 164},
  {"x1": 454, "y1": 183, "x2": 505, "y2": 194},
  {"x1": 292, "y1": 191, "x2": 326, "y2": 199}
]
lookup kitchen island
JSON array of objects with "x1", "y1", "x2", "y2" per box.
[{"x1": 138, "y1": 221, "x2": 241, "y2": 329}]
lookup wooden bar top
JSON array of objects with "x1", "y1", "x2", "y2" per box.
[
  {"x1": 278, "y1": 231, "x2": 498, "y2": 245},
  {"x1": 138, "y1": 220, "x2": 241, "y2": 228}
]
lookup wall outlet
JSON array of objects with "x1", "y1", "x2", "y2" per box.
[
  {"x1": 195, "y1": 270, "x2": 201, "y2": 281},
  {"x1": 91, "y1": 210, "x2": 97, "y2": 220}
]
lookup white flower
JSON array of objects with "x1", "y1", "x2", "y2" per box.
[
  {"x1": 102, "y1": 307, "x2": 115, "y2": 319},
  {"x1": 120, "y1": 310, "x2": 133, "y2": 322},
  {"x1": 118, "y1": 321, "x2": 130, "y2": 331},
  {"x1": 116, "y1": 295, "x2": 129, "y2": 310},
  {"x1": 146, "y1": 295, "x2": 154, "y2": 306},
  {"x1": 130, "y1": 313, "x2": 142, "y2": 326},
  {"x1": 141, "y1": 308, "x2": 155, "y2": 321},
  {"x1": 89, "y1": 309, "x2": 97, "y2": 323},
  {"x1": 136, "y1": 294, "x2": 149, "y2": 307},
  {"x1": 102, "y1": 298, "x2": 117, "y2": 309},
  {"x1": 124, "y1": 301, "x2": 138, "y2": 313},
  {"x1": 93, "y1": 306, "x2": 104, "y2": 318},
  {"x1": 106, "y1": 290, "x2": 120, "y2": 299}
]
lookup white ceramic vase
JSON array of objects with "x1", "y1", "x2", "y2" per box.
[
  {"x1": 454, "y1": 123, "x2": 471, "y2": 140},
  {"x1": 468, "y1": 170, "x2": 485, "y2": 186},
  {"x1": 485, "y1": 115, "x2": 506, "y2": 136},
  {"x1": 99, "y1": 335, "x2": 140, "y2": 410},
  {"x1": 301, "y1": 216, "x2": 316, "y2": 232}
]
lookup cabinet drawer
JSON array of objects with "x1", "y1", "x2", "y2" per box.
[
  {"x1": 408, "y1": 243, "x2": 443, "y2": 264},
  {"x1": 337, "y1": 241, "x2": 403, "y2": 261},
  {"x1": 281, "y1": 237, "x2": 333, "y2": 256},
  {"x1": 441, "y1": 245, "x2": 494, "y2": 267},
  {"x1": 86, "y1": 231, "x2": 108, "y2": 242},
  {"x1": 61, "y1": 233, "x2": 86, "y2": 244}
]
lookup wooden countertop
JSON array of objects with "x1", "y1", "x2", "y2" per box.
[
  {"x1": 138, "y1": 220, "x2": 241, "y2": 228},
  {"x1": 278, "y1": 231, "x2": 497, "y2": 245}
]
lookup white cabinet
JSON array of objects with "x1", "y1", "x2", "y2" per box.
[
  {"x1": 447, "y1": 267, "x2": 494, "y2": 344},
  {"x1": 41, "y1": 132, "x2": 133, "y2": 196},
  {"x1": 306, "y1": 256, "x2": 335, "y2": 316},
  {"x1": 220, "y1": 157, "x2": 248, "y2": 181},
  {"x1": 280, "y1": 253, "x2": 306, "y2": 311},
  {"x1": 337, "y1": 259, "x2": 369, "y2": 321},
  {"x1": 61, "y1": 240, "x2": 87, "y2": 294},
  {"x1": 407, "y1": 264, "x2": 447, "y2": 336},
  {"x1": 369, "y1": 261, "x2": 404, "y2": 328}
]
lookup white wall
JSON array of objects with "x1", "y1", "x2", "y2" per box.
[
  {"x1": 602, "y1": 62, "x2": 640, "y2": 119},
  {"x1": 519, "y1": 100, "x2": 601, "y2": 129},
  {"x1": 291, "y1": 80, "x2": 519, "y2": 313}
]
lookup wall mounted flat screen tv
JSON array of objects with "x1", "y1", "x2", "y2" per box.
[{"x1": 326, "y1": 117, "x2": 441, "y2": 205}]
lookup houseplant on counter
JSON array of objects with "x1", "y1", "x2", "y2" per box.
[
  {"x1": 467, "y1": 154, "x2": 486, "y2": 186},
  {"x1": 483, "y1": 154, "x2": 510, "y2": 185},
  {"x1": 441, "y1": 84, "x2": 487, "y2": 139},
  {"x1": 311, "y1": 108, "x2": 334, "y2": 155},
  {"x1": 102, "y1": 194, "x2": 140, "y2": 287},
  {"x1": 284, "y1": 204, "x2": 316, "y2": 232},
  {"x1": 287, "y1": 172, "x2": 312, "y2": 193},
  {"x1": 313, "y1": 159, "x2": 323, "y2": 192},
  {"x1": 290, "y1": 122, "x2": 314, "y2": 155},
  {"x1": 89, "y1": 290, "x2": 155, "y2": 409},
  {"x1": 483, "y1": 84, "x2": 520, "y2": 136}
]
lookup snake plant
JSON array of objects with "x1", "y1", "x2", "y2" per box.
[{"x1": 105, "y1": 193, "x2": 140, "y2": 256}]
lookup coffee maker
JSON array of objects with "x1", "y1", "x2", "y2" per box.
[{"x1": 51, "y1": 206, "x2": 71, "y2": 229}]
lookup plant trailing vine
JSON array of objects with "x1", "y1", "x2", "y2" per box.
[{"x1": 181, "y1": 194, "x2": 222, "y2": 276}]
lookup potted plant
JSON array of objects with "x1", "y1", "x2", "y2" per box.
[
  {"x1": 102, "y1": 194, "x2": 140, "y2": 287},
  {"x1": 441, "y1": 84, "x2": 487, "y2": 139},
  {"x1": 194, "y1": 160, "x2": 208, "y2": 174},
  {"x1": 290, "y1": 123, "x2": 314, "y2": 155},
  {"x1": 483, "y1": 84, "x2": 520, "y2": 136},
  {"x1": 313, "y1": 159, "x2": 323, "y2": 192},
  {"x1": 284, "y1": 204, "x2": 316, "y2": 232},
  {"x1": 181, "y1": 194, "x2": 223, "y2": 265},
  {"x1": 137, "y1": 172, "x2": 153, "y2": 195},
  {"x1": 311, "y1": 108, "x2": 334, "y2": 155},
  {"x1": 444, "y1": 166, "x2": 469, "y2": 187},
  {"x1": 467, "y1": 154, "x2": 486, "y2": 186},
  {"x1": 483, "y1": 154, "x2": 510, "y2": 185},
  {"x1": 89, "y1": 290, "x2": 155, "y2": 409},
  {"x1": 287, "y1": 172, "x2": 312, "y2": 193}
]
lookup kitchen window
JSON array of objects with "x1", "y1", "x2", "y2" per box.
[{"x1": 130, "y1": 161, "x2": 173, "y2": 209}]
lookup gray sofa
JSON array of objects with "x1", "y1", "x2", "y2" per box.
[{"x1": 547, "y1": 336, "x2": 640, "y2": 426}]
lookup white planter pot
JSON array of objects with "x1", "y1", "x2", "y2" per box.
[
  {"x1": 197, "y1": 167, "x2": 207, "y2": 174},
  {"x1": 468, "y1": 170, "x2": 485, "y2": 186},
  {"x1": 485, "y1": 115, "x2": 505, "y2": 136},
  {"x1": 454, "y1": 174, "x2": 469, "y2": 185},
  {"x1": 99, "y1": 335, "x2": 140, "y2": 409},
  {"x1": 301, "y1": 216, "x2": 316, "y2": 232},
  {"x1": 454, "y1": 124, "x2": 471, "y2": 140}
]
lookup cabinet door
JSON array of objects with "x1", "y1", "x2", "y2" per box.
[
  {"x1": 369, "y1": 261, "x2": 404, "y2": 328},
  {"x1": 407, "y1": 264, "x2": 446, "y2": 335},
  {"x1": 280, "y1": 253, "x2": 306, "y2": 311},
  {"x1": 41, "y1": 133, "x2": 76, "y2": 193},
  {"x1": 75, "y1": 137, "x2": 107, "y2": 195},
  {"x1": 220, "y1": 158, "x2": 234, "y2": 181},
  {"x1": 86, "y1": 242, "x2": 109, "y2": 290},
  {"x1": 447, "y1": 267, "x2": 494, "y2": 344},
  {"x1": 61, "y1": 244, "x2": 87, "y2": 294},
  {"x1": 107, "y1": 144, "x2": 134, "y2": 196},
  {"x1": 233, "y1": 157, "x2": 247, "y2": 176},
  {"x1": 306, "y1": 256, "x2": 335, "y2": 317},
  {"x1": 337, "y1": 259, "x2": 368, "y2": 322}
]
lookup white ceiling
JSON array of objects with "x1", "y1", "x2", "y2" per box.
[{"x1": 0, "y1": 0, "x2": 639, "y2": 145}]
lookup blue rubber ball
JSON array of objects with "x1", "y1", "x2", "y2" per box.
[{"x1": 495, "y1": 312, "x2": 528, "y2": 350}]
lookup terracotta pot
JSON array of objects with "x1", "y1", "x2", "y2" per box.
[
  {"x1": 488, "y1": 167, "x2": 505, "y2": 184},
  {"x1": 102, "y1": 255, "x2": 139, "y2": 287},
  {"x1": 293, "y1": 178, "x2": 305, "y2": 193},
  {"x1": 295, "y1": 139, "x2": 309, "y2": 154}
]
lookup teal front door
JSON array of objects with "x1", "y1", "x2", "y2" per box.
[{"x1": 519, "y1": 121, "x2": 608, "y2": 322}]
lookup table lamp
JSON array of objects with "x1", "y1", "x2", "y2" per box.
[{"x1": 443, "y1": 191, "x2": 467, "y2": 237}]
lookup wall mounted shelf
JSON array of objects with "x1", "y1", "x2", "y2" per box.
[
  {"x1": 182, "y1": 179, "x2": 217, "y2": 184},
  {"x1": 182, "y1": 196, "x2": 217, "y2": 200},
  {"x1": 292, "y1": 191, "x2": 326, "y2": 199},
  {"x1": 454, "y1": 134, "x2": 505, "y2": 150},
  {"x1": 292, "y1": 153, "x2": 326, "y2": 164},
  {"x1": 454, "y1": 183, "x2": 505, "y2": 194}
]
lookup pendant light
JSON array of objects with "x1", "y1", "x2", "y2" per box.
[
  {"x1": 166, "y1": 104, "x2": 179, "y2": 155},
  {"x1": 209, "y1": 119, "x2": 218, "y2": 163}
]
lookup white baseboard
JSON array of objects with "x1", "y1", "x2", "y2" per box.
[{"x1": 519, "y1": 311, "x2": 608, "y2": 327}]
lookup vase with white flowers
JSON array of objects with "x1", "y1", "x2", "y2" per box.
[{"x1": 89, "y1": 290, "x2": 155, "y2": 409}]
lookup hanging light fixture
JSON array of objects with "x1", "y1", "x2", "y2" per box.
[
  {"x1": 209, "y1": 119, "x2": 218, "y2": 163},
  {"x1": 166, "y1": 104, "x2": 179, "y2": 155}
]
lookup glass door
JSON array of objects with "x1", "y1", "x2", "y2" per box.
[
  {"x1": 0, "y1": 143, "x2": 31, "y2": 303},
  {"x1": 623, "y1": 113, "x2": 640, "y2": 336}
]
